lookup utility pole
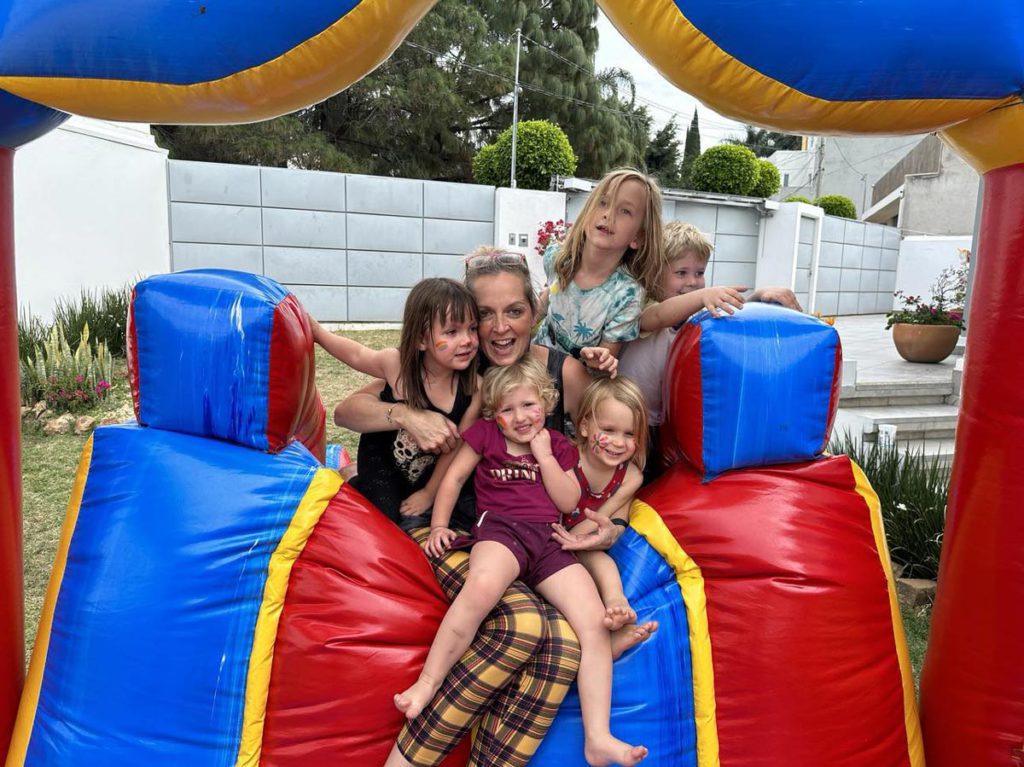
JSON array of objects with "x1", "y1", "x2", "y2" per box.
[
  {"x1": 813, "y1": 136, "x2": 826, "y2": 198},
  {"x1": 510, "y1": 28, "x2": 522, "y2": 189}
]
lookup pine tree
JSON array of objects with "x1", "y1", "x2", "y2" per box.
[
  {"x1": 644, "y1": 116, "x2": 683, "y2": 187},
  {"x1": 680, "y1": 108, "x2": 701, "y2": 188}
]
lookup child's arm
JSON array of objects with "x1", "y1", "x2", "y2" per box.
[
  {"x1": 399, "y1": 389, "x2": 482, "y2": 517},
  {"x1": 640, "y1": 286, "x2": 748, "y2": 333},
  {"x1": 529, "y1": 430, "x2": 581, "y2": 513},
  {"x1": 310, "y1": 316, "x2": 400, "y2": 382},
  {"x1": 425, "y1": 442, "x2": 480, "y2": 557}
]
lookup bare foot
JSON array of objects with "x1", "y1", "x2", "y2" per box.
[
  {"x1": 611, "y1": 620, "x2": 659, "y2": 660},
  {"x1": 585, "y1": 734, "x2": 648, "y2": 766},
  {"x1": 602, "y1": 599, "x2": 637, "y2": 631},
  {"x1": 394, "y1": 676, "x2": 440, "y2": 720}
]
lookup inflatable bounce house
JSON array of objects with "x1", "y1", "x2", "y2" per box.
[
  {"x1": 4, "y1": 270, "x2": 919, "y2": 767},
  {"x1": 0, "y1": 2, "x2": 1022, "y2": 766}
]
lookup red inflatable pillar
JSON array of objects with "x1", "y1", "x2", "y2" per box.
[
  {"x1": 0, "y1": 147, "x2": 22, "y2": 759},
  {"x1": 919, "y1": 159, "x2": 1024, "y2": 764}
]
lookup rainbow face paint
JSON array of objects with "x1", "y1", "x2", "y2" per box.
[
  {"x1": 434, "y1": 341, "x2": 449, "y2": 351},
  {"x1": 496, "y1": 415, "x2": 509, "y2": 431}
]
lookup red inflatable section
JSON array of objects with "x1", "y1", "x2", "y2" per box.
[
  {"x1": 920, "y1": 163, "x2": 1024, "y2": 766},
  {"x1": 640, "y1": 456, "x2": 920, "y2": 767},
  {"x1": 0, "y1": 147, "x2": 22, "y2": 759},
  {"x1": 269, "y1": 293, "x2": 325, "y2": 461},
  {"x1": 262, "y1": 484, "x2": 468, "y2": 766}
]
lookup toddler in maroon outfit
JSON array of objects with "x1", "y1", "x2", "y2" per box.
[{"x1": 395, "y1": 357, "x2": 649, "y2": 767}]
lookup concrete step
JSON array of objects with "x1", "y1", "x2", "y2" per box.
[
  {"x1": 839, "y1": 381, "x2": 954, "y2": 408},
  {"x1": 836, "y1": 403, "x2": 960, "y2": 435}
]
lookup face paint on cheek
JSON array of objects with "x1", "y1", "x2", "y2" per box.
[
  {"x1": 496, "y1": 416, "x2": 509, "y2": 431},
  {"x1": 591, "y1": 432, "x2": 611, "y2": 454},
  {"x1": 434, "y1": 341, "x2": 449, "y2": 351}
]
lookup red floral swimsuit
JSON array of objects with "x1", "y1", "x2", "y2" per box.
[{"x1": 562, "y1": 463, "x2": 629, "y2": 530}]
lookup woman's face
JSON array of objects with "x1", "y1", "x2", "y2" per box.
[{"x1": 471, "y1": 272, "x2": 536, "y2": 367}]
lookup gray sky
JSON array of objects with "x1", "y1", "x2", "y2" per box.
[{"x1": 594, "y1": 11, "x2": 748, "y2": 147}]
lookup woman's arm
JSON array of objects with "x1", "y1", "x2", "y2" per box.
[
  {"x1": 748, "y1": 287, "x2": 803, "y2": 311},
  {"x1": 400, "y1": 390, "x2": 482, "y2": 516},
  {"x1": 551, "y1": 467, "x2": 642, "y2": 550},
  {"x1": 310, "y1": 317, "x2": 400, "y2": 382},
  {"x1": 334, "y1": 381, "x2": 460, "y2": 453}
]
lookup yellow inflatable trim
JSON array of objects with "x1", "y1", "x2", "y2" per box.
[
  {"x1": 851, "y1": 461, "x2": 926, "y2": 767},
  {"x1": 629, "y1": 499, "x2": 720, "y2": 767},
  {"x1": 6, "y1": 437, "x2": 94, "y2": 767},
  {"x1": 598, "y1": 0, "x2": 1012, "y2": 137},
  {"x1": 0, "y1": 0, "x2": 436, "y2": 124},
  {"x1": 235, "y1": 468, "x2": 343, "y2": 767}
]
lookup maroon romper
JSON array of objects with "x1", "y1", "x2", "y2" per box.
[
  {"x1": 561, "y1": 462, "x2": 629, "y2": 530},
  {"x1": 452, "y1": 419, "x2": 581, "y2": 588}
]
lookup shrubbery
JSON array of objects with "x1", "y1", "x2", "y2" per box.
[
  {"x1": 690, "y1": 145, "x2": 760, "y2": 196},
  {"x1": 831, "y1": 433, "x2": 947, "y2": 580},
  {"x1": 20, "y1": 323, "x2": 114, "y2": 412},
  {"x1": 784, "y1": 195, "x2": 813, "y2": 204},
  {"x1": 814, "y1": 194, "x2": 857, "y2": 219},
  {"x1": 750, "y1": 159, "x2": 781, "y2": 198},
  {"x1": 472, "y1": 120, "x2": 577, "y2": 191}
]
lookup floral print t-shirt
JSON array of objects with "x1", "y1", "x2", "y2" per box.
[{"x1": 533, "y1": 244, "x2": 644, "y2": 357}]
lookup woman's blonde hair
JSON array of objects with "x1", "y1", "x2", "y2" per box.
[
  {"x1": 575, "y1": 376, "x2": 649, "y2": 470},
  {"x1": 463, "y1": 245, "x2": 538, "y2": 317},
  {"x1": 554, "y1": 168, "x2": 664, "y2": 296},
  {"x1": 481, "y1": 356, "x2": 559, "y2": 419}
]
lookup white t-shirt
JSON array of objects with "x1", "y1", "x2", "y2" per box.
[{"x1": 618, "y1": 326, "x2": 678, "y2": 427}]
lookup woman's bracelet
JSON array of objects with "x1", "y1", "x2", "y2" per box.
[
  {"x1": 385, "y1": 403, "x2": 399, "y2": 425},
  {"x1": 611, "y1": 518, "x2": 629, "y2": 529}
]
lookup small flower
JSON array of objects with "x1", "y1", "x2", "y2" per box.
[{"x1": 74, "y1": 374, "x2": 84, "y2": 384}]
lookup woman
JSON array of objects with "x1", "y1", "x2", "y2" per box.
[{"x1": 334, "y1": 249, "x2": 626, "y2": 767}]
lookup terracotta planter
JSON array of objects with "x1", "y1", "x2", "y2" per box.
[{"x1": 891, "y1": 323, "x2": 961, "y2": 363}]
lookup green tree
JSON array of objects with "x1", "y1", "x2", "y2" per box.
[
  {"x1": 691, "y1": 145, "x2": 760, "y2": 196},
  {"x1": 155, "y1": 1, "x2": 648, "y2": 180},
  {"x1": 152, "y1": 115, "x2": 362, "y2": 172},
  {"x1": 725, "y1": 124, "x2": 802, "y2": 158},
  {"x1": 751, "y1": 159, "x2": 781, "y2": 198},
  {"x1": 680, "y1": 108, "x2": 701, "y2": 188},
  {"x1": 472, "y1": 120, "x2": 577, "y2": 190},
  {"x1": 814, "y1": 194, "x2": 857, "y2": 219},
  {"x1": 645, "y1": 117, "x2": 683, "y2": 187}
]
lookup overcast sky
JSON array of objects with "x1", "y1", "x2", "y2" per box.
[{"x1": 594, "y1": 11, "x2": 747, "y2": 148}]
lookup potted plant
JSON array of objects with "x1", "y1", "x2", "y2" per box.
[{"x1": 885, "y1": 249, "x2": 968, "y2": 363}]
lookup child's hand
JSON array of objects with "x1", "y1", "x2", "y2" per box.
[
  {"x1": 400, "y1": 489, "x2": 433, "y2": 518},
  {"x1": 579, "y1": 347, "x2": 618, "y2": 378},
  {"x1": 529, "y1": 428, "x2": 553, "y2": 460},
  {"x1": 425, "y1": 526, "x2": 457, "y2": 558},
  {"x1": 702, "y1": 286, "x2": 747, "y2": 317}
]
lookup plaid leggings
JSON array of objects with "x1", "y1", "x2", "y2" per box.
[{"x1": 397, "y1": 528, "x2": 581, "y2": 767}]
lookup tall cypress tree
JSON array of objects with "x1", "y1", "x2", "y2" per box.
[{"x1": 680, "y1": 108, "x2": 702, "y2": 188}]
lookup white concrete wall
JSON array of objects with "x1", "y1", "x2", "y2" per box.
[
  {"x1": 895, "y1": 235, "x2": 971, "y2": 303},
  {"x1": 493, "y1": 187, "x2": 566, "y2": 294},
  {"x1": 757, "y1": 202, "x2": 823, "y2": 310},
  {"x1": 901, "y1": 146, "x2": 980, "y2": 237},
  {"x1": 15, "y1": 117, "x2": 170, "y2": 318}
]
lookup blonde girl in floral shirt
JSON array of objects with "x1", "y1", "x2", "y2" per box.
[{"x1": 534, "y1": 168, "x2": 664, "y2": 367}]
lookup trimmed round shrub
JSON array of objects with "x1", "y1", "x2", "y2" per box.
[
  {"x1": 784, "y1": 195, "x2": 813, "y2": 204},
  {"x1": 751, "y1": 159, "x2": 781, "y2": 198},
  {"x1": 690, "y1": 144, "x2": 760, "y2": 196},
  {"x1": 814, "y1": 194, "x2": 857, "y2": 219},
  {"x1": 472, "y1": 120, "x2": 577, "y2": 191}
]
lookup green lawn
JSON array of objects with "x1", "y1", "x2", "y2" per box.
[{"x1": 20, "y1": 326, "x2": 932, "y2": 686}]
